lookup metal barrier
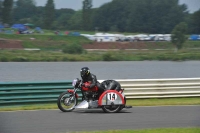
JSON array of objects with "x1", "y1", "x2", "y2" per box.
[
  {"x1": 1, "y1": 78, "x2": 200, "y2": 106},
  {"x1": 0, "y1": 81, "x2": 73, "y2": 106},
  {"x1": 115, "y1": 78, "x2": 200, "y2": 99}
]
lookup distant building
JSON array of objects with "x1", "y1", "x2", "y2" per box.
[{"x1": 94, "y1": 33, "x2": 116, "y2": 42}]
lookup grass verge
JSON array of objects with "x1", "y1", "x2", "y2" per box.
[
  {"x1": 126, "y1": 97, "x2": 200, "y2": 106},
  {"x1": 0, "y1": 97, "x2": 199, "y2": 112},
  {"x1": 1, "y1": 49, "x2": 200, "y2": 62},
  {"x1": 64, "y1": 128, "x2": 200, "y2": 133}
]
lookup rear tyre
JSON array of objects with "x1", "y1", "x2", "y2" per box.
[
  {"x1": 102, "y1": 96, "x2": 126, "y2": 113},
  {"x1": 57, "y1": 92, "x2": 78, "y2": 112},
  {"x1": 102, "y1": 105, "x2": 122, "y2": 113}
]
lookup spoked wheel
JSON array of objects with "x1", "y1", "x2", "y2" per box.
[
  {"x1": 102, "y1": 105, "x2": 122, "y2": 113},
  {"x1": 57, "y1": 92, "x2": 78, "y2": 112}
]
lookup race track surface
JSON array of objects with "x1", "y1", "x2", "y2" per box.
[{"x1": 0, "y1": 106, "x2": 200, "y2": 133}]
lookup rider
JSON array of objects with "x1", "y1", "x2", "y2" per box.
[
  {"x1": 100, "y1": 79, "x2": 121, "y2": 92},
  {"x1": 80, "y1": 67, "x2": 104, "y2": 95}
]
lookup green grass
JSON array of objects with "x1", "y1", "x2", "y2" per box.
[
  {"x1": 0, "y1": 50, "x2": 101, "y2": 62},
  {"x1": 0, "y1": 97, "x2": 199, "y2": 112},
  {"x1": 1, "y1": 49, "x2": 200, "y2": 62},
  {"x1": 0, "y1": 103, "x2": 58, "y2": 111},
  {"x1": 63, "y1": 128, "x2": 200, "y2": 133},
  {"x1": 126, "y1": 97, "x2": 200, "y2": 106}
]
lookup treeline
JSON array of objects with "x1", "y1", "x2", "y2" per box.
[{"x1": 0, "y1": 0, "x2": 199, "y2": 34}]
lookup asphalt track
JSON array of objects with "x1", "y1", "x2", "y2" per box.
[{"x1": 0, "y1": 106, "x2": 200, "y2": 133}]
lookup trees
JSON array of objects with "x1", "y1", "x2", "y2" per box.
[
  {"x1": 82, "y1": 0, "x2": 92, "y2": 31},
  {"x1": 44, "y1": 0, "x2": 55, "y2": 29},
  {"x1": 53, "y1": 9, "x2": 75, "y2": 30},
  {"x1": 68, "y1": 11, "x2": 82, "y2": 30},
  {"x1": 0, "y1": 0, "x2": 196, "y2": 33},
  {"x1": 190, "y1": 9, "x2": 200, "y2": 34},
  {"x1": 13, "y1": 0, "x2": 36, "y2": 23},
  {"x1": 93, "y1": 0, "x2": 131, "y2": 32},
  {"x1": 171, "y1": 22, "x2": 188, "y2": 51},
  {"x1": 2, "y1": 0, "x2": 13, "y2": 24},
  {"x1": 0, "y1": 0, "x2": 3, "y2": 22},
  {"x1": 126, "y1": 0, "x2": 188, "y2": 33},
  {"x1": 93, "y1": 0, "x2": 188, "y2": 33},
  {"x1": 31, "y1": 6, "x2": 45, "y2": 27},
  {"x1": 92, "y1": 3, "x2": 111, "y2": 32}
]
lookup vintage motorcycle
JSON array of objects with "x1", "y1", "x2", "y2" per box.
[{"x1": 57, "y1": 78, "x2": 132, "y2": 113}]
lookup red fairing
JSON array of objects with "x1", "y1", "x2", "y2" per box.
[
  {"x1": 67, "y1": 89, "x2": 79, "y2": 98},
  {"x1": 81, "y1": 82, "x2": 98, "y2": 92}
]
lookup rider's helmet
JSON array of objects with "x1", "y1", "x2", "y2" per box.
[{"x1": 80, "y1": 67, "x2": 90, "y2": 77}]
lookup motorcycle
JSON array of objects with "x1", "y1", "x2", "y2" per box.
[{"x1": 57, "y1": 78, "x2": 132, "y2": 113}]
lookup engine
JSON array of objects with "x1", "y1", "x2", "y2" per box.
[
  {"x1": 83, "y1": 91, "x2": 98, "y2": 101},
  {"x1": 82, "y1": 90, "x2": 99, "y2": 108},
  {"x1": 81, "y1": 82, "x2": 99, "y2": 101}
]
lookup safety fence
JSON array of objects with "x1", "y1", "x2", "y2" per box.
[
  {"x1": 0, "y1": 81, "x2": 72, "y2": 106},
  {"x1": 115, "y1": 78, "x2": 200, "y2": 99},
  {"x1": 0, "y1": 78, "x2": 200, "y2": 106}
]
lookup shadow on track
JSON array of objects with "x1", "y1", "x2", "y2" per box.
[{"x1": 74, "y1": 109, "x2": 132, "y2": 114}]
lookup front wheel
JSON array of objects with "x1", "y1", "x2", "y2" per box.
[
  {"x1": 57, "y1": 91, "x2": 78, "y2": 112},
  {"x1": 102, "y1": 105, "x2": 122, "y2": 113}
]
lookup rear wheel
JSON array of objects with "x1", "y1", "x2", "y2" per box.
[
  {"x1": 102, "y1": 96, "x2": 126, "y2": 113},
  {"x1": 102, "y1": 105, "x2": 122, "y2": 113},
  {"x1": 57, "y1": 92, "x2": 78, "y2": 112}
]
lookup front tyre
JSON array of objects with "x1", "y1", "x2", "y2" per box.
[
  {"x1": 102, "y1": 105, "x2": 122, "y2": 113},
  {"x1": 57, "y1": 92, "x2": 78, "y2": 112}
]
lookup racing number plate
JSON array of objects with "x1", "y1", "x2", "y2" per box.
[{"x1": 107, "y1": 92, "x2": 117, "y2": 101}]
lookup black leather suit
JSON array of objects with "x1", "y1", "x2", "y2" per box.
[
  {"x1": 100, "y1": 80, "x2": 121, "y2": 92},
  {"x1": 81, "y1": 73, "x2": 104, "y2": 94}
]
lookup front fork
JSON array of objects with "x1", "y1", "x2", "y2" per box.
[{"x1": 67, "y1": 89, "x2": 79, "y2": 98}]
